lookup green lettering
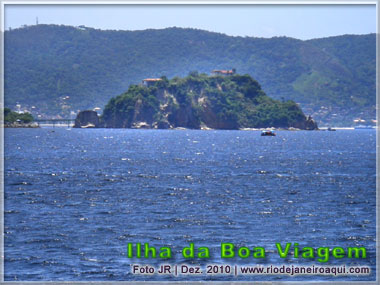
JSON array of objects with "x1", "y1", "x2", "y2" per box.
[
  {"x1": 238, "y1": 247, "x2": 250, "y2": 258},
  {"x1": 294, "y1": 243, "x2": 299, "y2": 258},
  {"x1": 159, "y1": 247, "x2": 172, "y2": 258},
  {"x1": 221, "y1": 243, "x2": 235, "y2": 258},
  {"x1": 253, "y1": 247, "x2": 265, "y2": 258},
  {"x1": 144, "y1": 243, "x2": 156, "y2": 258},
  {"x1": 317, "y1": 247, "x2": 329, "y2": 262},
  {"x1": 276, "y1": 242, "x2": 291, "y2": 258},
  {"x1": 332, "y1": 247, "x2": 345, "y2": 259},
  {"x1": 348, "y1": 247, "x2": 367, "y2": 258},
  {"x1": 127, "y1": 243, "x2": 133, "y2": 258},
  {"x1": 198, "y1": 247, "x2": 210, "y2": 258},
  {"x1": 136, "y1": 243, "x2": 141, "y2": 258},
  {"x1": 182, "y1": 243, "x2": 195, "y2": 258},
  {"x1": 301, "y1": 247, "x2": 314, "y2": 258}
]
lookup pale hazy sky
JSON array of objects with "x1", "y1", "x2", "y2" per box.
[{"x1": 4, "y1": 4, "x2": 377, "y2": 40}]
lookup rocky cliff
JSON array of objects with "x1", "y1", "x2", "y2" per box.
[{"x1": 74, "y1": 110, "x2": 101, "y2": 128}]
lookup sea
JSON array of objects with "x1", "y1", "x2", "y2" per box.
[{"x1": 4, "y1": 128, "x2": 377, "y2": 281}]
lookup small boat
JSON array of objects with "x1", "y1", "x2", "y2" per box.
[
  {"x1": 327, "y1": 127, "x2": 336, "y2": 131},
  {"x1": 261, "y1": 130, "x2": 276, "y2": 136}
]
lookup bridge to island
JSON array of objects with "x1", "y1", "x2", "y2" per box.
[{"x1": 35, "y1": 119, "x2": 75, "y2": 127}]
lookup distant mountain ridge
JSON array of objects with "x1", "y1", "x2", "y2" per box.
[{"x1": 4, "y1": 24, "x2": 376, "y2": 126}]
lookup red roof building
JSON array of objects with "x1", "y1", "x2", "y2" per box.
[
  {"x1": 212, "y1": 69, "x2": 236, "y2": 76},
  {"x1": 142, "y1": 78, "x2": 162, "y2": 86}
]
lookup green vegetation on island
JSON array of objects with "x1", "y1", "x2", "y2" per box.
[
  {"x1": 100, "y1": 72, "x2": 317, "y2": 130},
  {"x1": 5, "y1": 25, "x2": 375, "y2": 126},
  {"x1": 3, "y1": 108, "x2": 36, "y2": 127},
  {"x1": 4, "y1": 108, "x2": 34, "y2": 123}
]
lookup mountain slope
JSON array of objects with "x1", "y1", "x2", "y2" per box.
[{"x1": 4, "y1": 25, "x2": 376, "y2": 126}]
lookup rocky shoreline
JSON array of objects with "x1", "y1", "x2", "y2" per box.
[
  {"x1": 4, "y1": 122, "x2": 39, "y2": 128},
  {"x1": 73, "y1": 110, "x2": 319, "y2": 131}
]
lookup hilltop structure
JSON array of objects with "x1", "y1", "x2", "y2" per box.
[
  {"x1": 142, "y1": 78, "x2": 162, "y2": 87},
  {"x1": 211, "y1": 69, "x2": 236, "y2": 76}
]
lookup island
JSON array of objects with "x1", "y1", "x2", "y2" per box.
[
  {"x1": 74, "y1": 72, "x2": 318, "y2": 130},
  {"x1": 3, "y1": 108, "x2": 37, "y2": 128}
]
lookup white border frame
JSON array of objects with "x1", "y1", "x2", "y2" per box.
[{"x1": 0, "y1": 1, "x2": 378, "y2": 284}]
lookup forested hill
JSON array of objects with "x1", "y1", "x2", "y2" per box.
[
  {"x1": 101, "y1": 73, "x2": 318, "y2": 130},
  {"x1": 5, "y1": 24, "x2": 376, "y2": 126}
]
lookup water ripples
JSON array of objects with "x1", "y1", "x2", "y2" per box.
[{"x1": 4, "y1": 128, "x2": 376, "y2": 281}]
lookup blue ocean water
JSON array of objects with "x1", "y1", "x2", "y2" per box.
[{"x1": 4, "y1": 128, "x2": 376, "y2": 281}]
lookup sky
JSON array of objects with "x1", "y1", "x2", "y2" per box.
[{"x1": 4, "y1": 4, "x2": 377, "y2": 40}]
